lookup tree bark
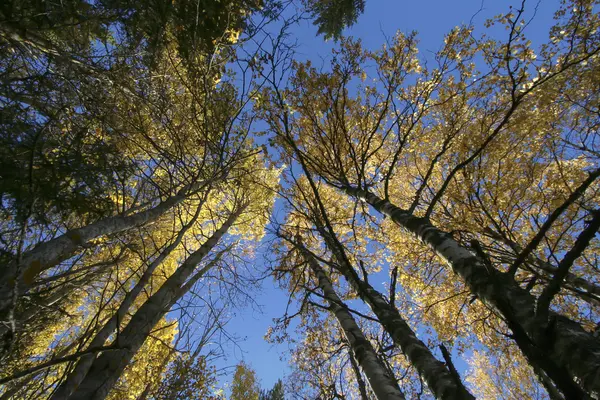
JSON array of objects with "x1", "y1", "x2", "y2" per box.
[
  {"x1": 64, "y1": 205, "x2": 244, "y2": 400},
  {"x1": 0, "y1": 181, "x2": 209, "y2": 321},
  {"x1": 312, "y1": 225, "x2": 474, "y2": 400},
  {"x1": 347, "y1": 344, "x2": 370, "y2": 400},
  {"x1": 299, "y1": 241, "x2": 406, "y2": 400},
  {"x1": 50, "y1": 203, "x2": 203, "y2": 399},
  {"x1": 341, "y1": 185, "x2": 598, "y2": 396}
]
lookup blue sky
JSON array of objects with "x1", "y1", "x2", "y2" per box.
[{"x1": 213, "y1": 0, "x2": 562, "y2": 393}]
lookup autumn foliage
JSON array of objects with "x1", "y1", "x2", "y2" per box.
[{"x1": 1, "y1": 0, "x2": 600, "y2": 399}]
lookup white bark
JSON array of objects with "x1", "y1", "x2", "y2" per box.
[
  {"x1": 299, "y1": 243, "x2": 405, "y2": 400},
  {"x1": 0, "y1": 181, "x2": 207, "y2": 318},
  {"x1": 64, "y1": 206, "x2": 244, "y2": 400},
  {"x1": 315, "y1": 227, "x2": 474, "y2": 400},
  {"x1": 50, "y1": 205, "x2": 202, "y2": 399},
  {"x1": 343, "y1": 185, "x2": 600, "y2": 395}
]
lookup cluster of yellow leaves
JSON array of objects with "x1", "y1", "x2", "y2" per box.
[{"x1": 466, "y1": 347, "x2": 545, "y2": 399}]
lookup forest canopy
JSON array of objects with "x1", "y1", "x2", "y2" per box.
[{"x1": 1, "y1": 0, "x2": 600, "y2": 399}]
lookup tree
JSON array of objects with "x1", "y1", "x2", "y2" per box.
[
  {"x1": 67, "y1": 203, "x2": 245, "y2": 399},
  {"x1": 291, "y1": 234, "x2": 405, "y2": 399},
  {"x1": 260, "y1": 379, "x2": 285, "y2": 400},
  {"x1": 259, "y1": 0, "x2": 600, "y2": 398},
  {"x1": 304, "y1": 0, "x2": 366, "y2": 40},
  {"x1": 231, "y1": 362, "x2": 260, "y2": 400},
  {"x1": 0, "y1": 0, "x2": 272, "y2": 346},
  {"x1": 0, "y1": 0, "x2": 280, "y2": 396}
]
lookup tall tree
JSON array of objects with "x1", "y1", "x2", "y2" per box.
[
  {"x1": 292, "y1": 234, "x2": 406, "y2": 399},
  {"x1": 0, "y1": 0, "x2": 280, "y2": 396},
  {"x1": 259, "y1": 0, "x2": 600, "y2": 397},
  {"x1": 230, "y1": 362, "x2": 260, "y2": 400},
  {"x1": 67, "y1": 209, "x2": 243, "y2": 400},
  {"x1": 260, "y1": 379, "x2": 285, "y2": 400}
]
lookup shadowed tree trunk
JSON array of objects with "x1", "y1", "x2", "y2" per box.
[{"x1": 347, "y1": 342, "x2": 370, "y2": 400}]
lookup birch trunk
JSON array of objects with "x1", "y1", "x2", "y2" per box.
[
  {"x1": 314, "y1": 226, "x2": 474, "y2": 400},
  {"x1": 299, "y1": 242, "x2": 405, "y2": 400},
  {"x1": 348, "y1": 344, "x2": 371, "y2": 400},
  {"x1": 342, "y1": 185, "x2": 600, "y2": 396},
  {"x1": 63, "y1": 206, "x2": 244, "y2": 400},
  {"x1": 0, "y1": 182, "x2": 203, "y2": 318},
  {"x1": 50, "y1": 205, "x2": 201, "y2": 399}
]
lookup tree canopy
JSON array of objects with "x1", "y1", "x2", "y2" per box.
[{"x1": 1, "y1": 0, "x2": 600, "y2": 399}]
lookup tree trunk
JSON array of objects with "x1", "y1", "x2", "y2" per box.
[
  {"x1": 50, "y1": 204, "x2": 203, "y2": 399},
  {"x1": 347, "y1": 344, "x2": 370, "y2": 400},
  {"x1": 0, "y1": 181, "x2": 209, "y2": 321},
  {"x1": 299, "y1": 241, "x2": 405, "y2": 400},
  {"x1": 313, "y1": 225, "x2": 474, "y2": 400},
  {"x1": 64, "y1": 206, "x2": 244, "y2": 400},
  {"x1": 341, "y1": 185, "x2": 598, "y2": 397}
]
